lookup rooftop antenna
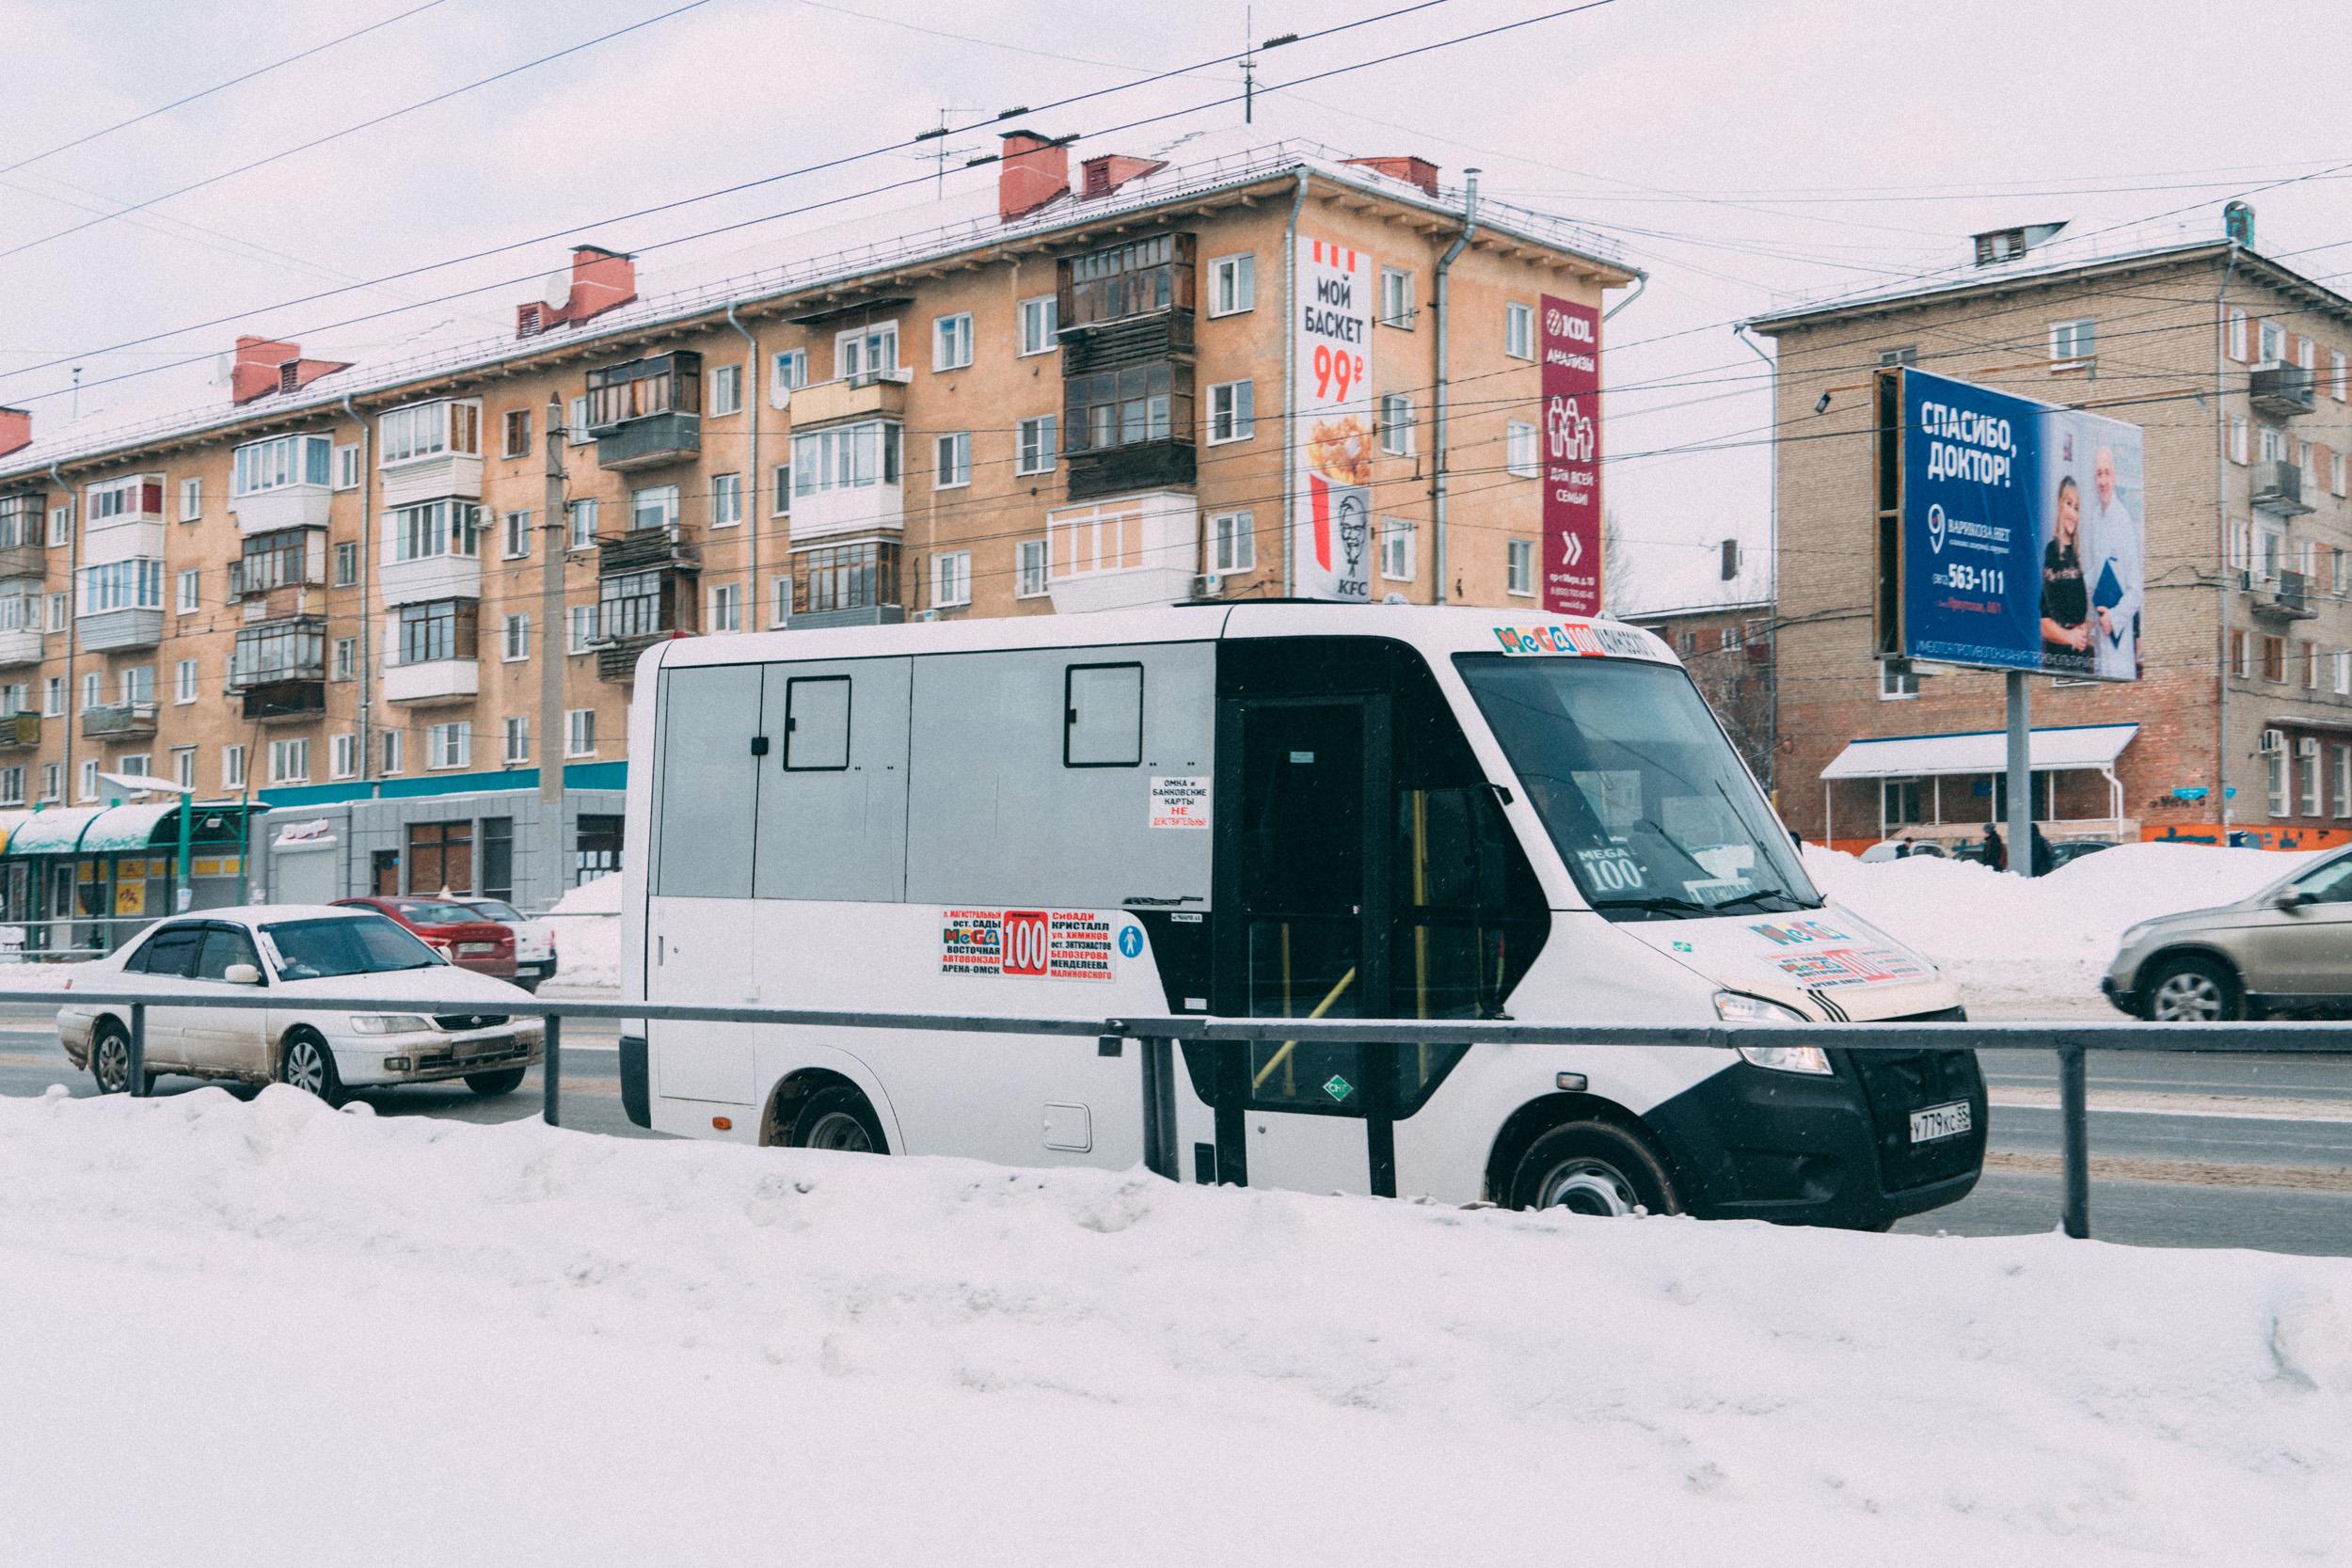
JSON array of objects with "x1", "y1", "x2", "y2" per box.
[
  {"x1": 71, "y1": 366, "x2": 80, "y2": 420},
  {"x1": 914, "y1": 106, "x2": 987, "y2": 197},
  {"x1": 1242, "y1": 7, "x2": 1255, "y2": 124}
]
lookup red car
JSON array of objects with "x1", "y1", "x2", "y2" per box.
[{"x1": 331, "y1": 896, "x2": 517, "y2": 980}]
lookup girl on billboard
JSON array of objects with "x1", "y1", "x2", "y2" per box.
[{"x1": 2039, "y1": 474, "x2": 2092, "y2": 674}]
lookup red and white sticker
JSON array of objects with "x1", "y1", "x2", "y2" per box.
[
  {"x1": 1150, "y1": 776, "x2": 1210, "y2": 830},
  {"x1": 941, "y1": 909, "x2": 1116, "y2": 980}
]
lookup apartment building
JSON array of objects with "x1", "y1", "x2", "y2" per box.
[
  {"x1": 1629, "y1": 595, "x2": 1776, "y2": 791},
  {"x1": 1751, "y1": 210, "x2": 2352, "y2": 852},
  {"x1": 0, "y1": 132, "x2": 1633, "y2": 929}
]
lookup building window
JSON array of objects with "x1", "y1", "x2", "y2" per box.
[
  {"x1": 1016, "y1": 415, "x2": 1057, "y2": 476},
  {"x1": 503, "y1": 716, "x2": 530, "y2": 766},
  {"x1": 333, "y1": 636, "x2": 357, "y2": 681},
  {"x1": 40, "y1": 762, "x2": 59, "y2": 801},
  {"x1": 268, "y1": 737, "x2": 310, "y2": 785},
  {"x1": 565, "y1": 709, "x2": 596, "y2": 758},
  {"x1": 44, "y1": 592, "x2": 63, "y2": 632},
  {"x1": 501, "y1": 613, "x2": 530, "y2": 662},
  {"x1": 175, "y1": 659, "x2": 198, "y2": 705},
  {"x1": 2337, "y1": 746, "x2": 2351, "y2": 818},
  {"x1": 795, "y1": 541, "x2": 899, "y2": 617},
  {"x1": 575, "y1": 815, "x2": 624, "y2": 883},
  {"x1": 1505, "y1": 301, "x2": 1535, "y2": 359},
  {"x1": 1378, "y1": 266, "x2": 1414, "y2": 328},
  {"x1": 566, "y1": 604, "x2": 596, "y2": 654},
  {"x1": 427, "y1": 721, "x2": 470, "y2": 770},
  {"x1": 2306, "y1": 641, "x2": 2322, "y2": 689},
  {"x1": 1063, "y1": 232, "x2": 1187, "y2": 328},
  {"x1": 1016, "y1": 539, "x2": 1050, "y2": 599},
  {"x1": 179, "y1": 476, "x2": 202, "y2": 521},
  {"x1": 230, "y1": 435, "x2": 330, "y2": 498},
  {"x1": 1063, "y1": 363, "x2": 1190, "y2": 453},
  {"x1": 711, "y1": 471, "x2": 743, "y2": 528},
  {"x1": 394, "y1": 599, "x2": 478, "y2": 667},
  {"x1": 2337, "y1": 650, "x2": 2351, "y2": 696},
  {"x1": 172, "y1": 748, "x2": 195, "y2": 790},
  {"x1": 1507, "y1": 538, "x2": 1535, "y2": 596},
  {"x1": 2262, "y1": 634, "x2": 2287, "y2": 683},
  {"x1": 1209, "y1": 510, "x2": 1254, "y2": 576},
  {"x1": 1877, "y1": 345, "x2": 1918, "y2": 366},
  {"x1": 41, "y1": 676, "x2": 60, "y2": 716},
  {"x1": 501, "y1": 408, "x2": 532, "y2": 459},
  {"x1": 2303, "y1": 738, "x2": 2324, "y2": 816},
  {"x1": 330, "y1": 733, "x2": 358, "y2": 781},
  {"x1": 1506, "y1": 420, "x2": 1538, "y2": 478},
  {"x1": 568, "y1": 395, "x2": 590, "y2": 444},
  {"x1": 380, "y1": 730, "x2": 403, "y2": 775},
  {"x1": 834, "y1": 322, "x2": 898, "y2": 381},
  {"x1": 0, "y1": 767, "x2": 19, "y2": 807},
  {"x1": 770, "y1": 349, "x2": 807, "y2": 404},
  {"x1": 80, "y1": 671, "x2": 99, "y2": 711},
  {"x1": 568, "y1": 498, "x2": 599, "y2": 550},
  {"x1": 934, "y1": 432, "x2": 971, "y2": 489},
  {"x1": 1208, "y1": 253, "x2": 1255, "y2": 317},
  {"x1": 1379, "y1": 392, "x2": 1414, "y2": 456},
  {"x1": 407, "y1": 820, "x2": 473, "y2": 895},
  {"x1": 932, "y1": 312, "x2": 974, "y2": 371},
  {"x1": 78, "y1": 758, "x2": 98, "y2": 801},
  {"x1": 1206, "y1": 379, "x2": 1255, "y2": 445},
  {"x1": 2049, "y1": 317, "x2": 2095, "y2": 368},
  {"x1": 629, "y1": 483, "x2": 680, "y2": 532},
  {"x1": 931, "y1": 550, "x2": 971, "y2": 610},
  {"x1": 2227, "y1": 307, "x2": 2249, "y2": 362},
  {"x1": 2229, "y1": 629, "x2": 2249, "y2": 676},
  {"x1": 1018, "y1": 294, "x2": 1058, "y2": 356},
  {"x1": 47, "y1": 504, "x2": 70, "y2": 547},
  {"x1": 771, "y1": 463, "x2": 793, "y2": 516},
  {"x1": 709, "y1": 581, "x2": 741, "y2": 633},
  {"x1": 176, "y1": 568, "x2": 199, "y2": 615},
  {"x1": 1880, "y1": 661, "x2": 1919, "y2": 700},
  {"x1": 2334, "y1": 451, "x2": 2347, "y2": 498},
  {"x1": 501, "y1": 509, "x2": 532, "y2": 559},
  {"x1": 1379, "y1": 516, "x2": 1415, "y2": 582},
  {"x1": 389, "y1": 499, "x2": 482, "y2": 562},
  {"x1": 2230, "y1": 419, "x2": 2249, "y2": 466},
  {"x1": 709, "y1": 361, "x2": 742, "y2": 417},
  {"x1": 378, "y1": 400, "x2": 480, "y2": 466},
  {"x1": 2260, "y1": 319, "x2": 2285, "y2": 363},
  {"x1": 791, "y1": 420, "x2": 902, "y2": 497},
  {"x1": 585, "y1": 352, "x2": 703, "y2": 429},
  {"x1": 120, "y1": 665, "x2": 153, "y2": 706},
  {"x1": 333, "y1": 541, "x2": 358, "y2": 586},
  {"x1": 333, "y1": 443, "x2": 360, "y2": 490},
  {"x1": 76, "y1": 559, "x2": 167, "y2": 616}
]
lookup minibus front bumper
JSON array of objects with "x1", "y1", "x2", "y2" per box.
[{"x1": 1643, "y1": 1044, "x2": 1987, "y2": 1228}]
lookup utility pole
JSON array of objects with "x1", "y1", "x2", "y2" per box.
[
  {"x1": 1242, "y1": 8, "x2": 1255, "y2": 124},
  {"x1": 539, "y1": 398, "x2": 568, "y2": 909}
]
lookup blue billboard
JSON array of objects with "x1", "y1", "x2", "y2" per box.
[{"x1": 1898, "y1": 367, "x2": 2143, "y2": 682}]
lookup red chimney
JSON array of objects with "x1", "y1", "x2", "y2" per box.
[
  {"x1": 1344, "y1": 156, "x2": 1441, "y2": 198},
  {"x1": 230, "y1": 337, "x2": 349, "y2": 405},
  {"x1": 1078, "y1": 153, "x2": 1167, "y2": 202},
  {"x1": 516, "y1": 245, "x2": 639, "y2": 338},
  {"x1": 0, "y1": 407, "x2": 28, "y2": 460},
  {"x1": 998, "y1": 130, "x2": 1070, "y2": 224}
]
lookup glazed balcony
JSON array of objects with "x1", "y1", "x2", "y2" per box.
[
  {"x1": 2249, "y1": 364, "x2": 2316, "y2": 418},
  {"x1": 81, "y1": 701, "x2": 158, "y2": 740}
]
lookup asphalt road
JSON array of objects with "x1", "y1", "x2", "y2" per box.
[{"x1": 4, "y1": 1005, "x2": 2347, "y2": 1254}]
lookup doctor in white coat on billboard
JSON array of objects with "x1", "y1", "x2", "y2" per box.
[{"x1": 2086, "y1": 444, "x2": 2142, "y2": 679}]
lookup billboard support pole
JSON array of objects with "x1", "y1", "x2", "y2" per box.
[{"x1": 2006, "y1": 670, "x2": 2033, "y2": 878}]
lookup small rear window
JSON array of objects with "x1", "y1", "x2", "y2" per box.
[{"x1": 395, "y1": 899, "x2": 486, "y2": 926}]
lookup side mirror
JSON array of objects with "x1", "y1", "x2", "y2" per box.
[
  {"x1": 223, "y1": 962, "x2": 263, "y2": 985},
  {"x1": 2274, "y1": 890, "x2": 2313, "y2": 912}
]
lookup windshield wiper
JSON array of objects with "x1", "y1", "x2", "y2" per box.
[
  {"x1": 1701, "y1": 889, "x2": 1818, "y2": 915},
  {"x1": 1592, "y1": 895, "x2": 1720, "y2": 920}
]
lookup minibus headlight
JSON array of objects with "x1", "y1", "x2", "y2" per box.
[
  {"x1": 1713, "y1": 991, "x2": 1835, "y2": 1076},
  {"x1": 349, "y1": 1014, "x2": 432, "y2": 1036}
]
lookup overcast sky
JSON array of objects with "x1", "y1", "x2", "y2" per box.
[{"x1": 3, "y1": 0, "x2": 2346, "y2": 611}]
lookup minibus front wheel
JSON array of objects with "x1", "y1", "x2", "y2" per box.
[
  {"x1": 768, "y1": 1073, "x2": 890, "y2": 1155},
  {"x1": 1506, "y1": 1119, "x2": 1684, "y2": 1218}
]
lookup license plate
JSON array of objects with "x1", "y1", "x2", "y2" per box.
[
  {"x1": 457, "y1": 942, "x2": 498, "y2": 957},
  {"x1": 1910, "y1": 1101, "x2": 1973, "y2": 1144},
  {"x1": 456, "y1": 1035, "x2": 513, "y2": 1060}
]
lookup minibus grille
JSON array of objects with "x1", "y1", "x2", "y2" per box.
[{"x1": 1848, "y1": 1007, "x2": 1982, "y2": 1193}]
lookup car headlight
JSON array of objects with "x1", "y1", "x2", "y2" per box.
[
  {"x1": 348, "y1": 1014, "x2": 433, "y2": 1036},
  {"x1": 1714, "y1": 990, "x2": 1835, "y2": 1076}
]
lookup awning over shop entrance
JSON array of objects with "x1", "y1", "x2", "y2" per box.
[
  {"x1": 3, "y1": 806, "x2": 103, "y2": 857},
  {"x1": 1820, "y1": 722, "x2": 2138, "y2": 781}
]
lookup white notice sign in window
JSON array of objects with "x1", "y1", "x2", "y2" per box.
[{"x1": 1150, "y1": 775, "x2": 1211, "y2": 830}]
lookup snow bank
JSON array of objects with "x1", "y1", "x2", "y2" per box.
[
  {"x1": 1806, "y1": 842, "x2": 2317, "y2": 1010},
  {"x1": 543, "y1": 872, "x2": 621, "y2": 991},
  {"x1": 1, "y1": 1091, "x2": 2344, "y2": 1566}
]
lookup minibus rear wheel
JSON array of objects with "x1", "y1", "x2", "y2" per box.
[
  {"x1": 1508, "y1": 1120, "x2": 1683, "y2": 1218},
  {"x1": 786, "y1": 1084, "x2": 889, "y2": 1154}
]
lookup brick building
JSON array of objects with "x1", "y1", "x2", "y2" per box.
[
  {"x1": 1629, "y1": 594, "x2": 1776, "y2": 791},
  {"x1": 1751, "y1": 215, "x2": 2352, "y2": 853},
  {"x1": 0, "y1": 133, "x2": 1633, "y2": 937}
]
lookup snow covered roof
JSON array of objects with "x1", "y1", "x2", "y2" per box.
[
  {"x1": 1820, "y1": 722, "x2": 2139, "y2": 781},
  {"x1": 0, "y1": 127, "x2": 1633, "y2": 483}
]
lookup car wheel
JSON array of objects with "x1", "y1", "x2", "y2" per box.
[
  {"x1": 89, "y1": 1022, "x2": 151, "y2": 1096},
  {"x1": 464, "y1": 1068, "x2": 528, "y2": 1097},
  {"x1": 2143, "y1": 955, "x2": 2242, "y2": 1022},
  {"x1": 787, "y1": 1085, "x2": 888, "y2": 1153},
  {"x1": 1507, "y1": 1119, "x2": 1683, "y2": 1217},
  {"x1": 279, "y1": 1031, "x2": 346, "y2": 1107}
]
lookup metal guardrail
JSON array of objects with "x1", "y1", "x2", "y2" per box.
[{"x1": 18, "y1": 983, "x2": 2352, "y2": 1241}]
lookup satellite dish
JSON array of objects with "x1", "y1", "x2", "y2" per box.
[
  {"x1": 539, "y1": 269, "x2": 572, "y2": 309},
  {"x1": 770, "y1": 382, "x2": 792, "y2": 412},
  {"x1": 209, "y1": 353, "x2": 232, "y2": 387}
]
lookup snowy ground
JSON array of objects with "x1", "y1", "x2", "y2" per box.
[
  {"x1": 1, "y1": 1088, "x2": 2344, "y2": 1566},
  {"x1": 1807, "y1": 843, "x2": 2314, "y2": 1016},
  {"x1": 539, "y1": 872, "x2": 621, "y2": 994}
]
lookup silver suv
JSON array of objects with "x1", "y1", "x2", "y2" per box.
[{"x1": 2104, "y1": 849, "x2": 2352, "y2": 1020}]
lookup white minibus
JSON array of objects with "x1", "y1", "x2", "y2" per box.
[{"x1": 618, "y1": 604, "x2": 1984, "y2": 1227}]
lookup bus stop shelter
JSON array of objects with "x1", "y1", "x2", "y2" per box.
[{"x1": 0, "y1": 800, "x2": 259, "y2": 958}]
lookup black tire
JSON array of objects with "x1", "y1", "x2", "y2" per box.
[
  {"x1": 515, "y1": 977, "x2": 542, "y2": 995},
  {"x1": 279, "y1": 1030, "x2": 346, "y2": 1107},
  {"x1": 2141, "y1": 954, "x2": 2243, "y2": 1022},
  {"x1": 785, "y1": 1084, "x2": 888, "y2": 1154},
  {"x1": 1506, "y1": 1118, "x2": 1683, "y2": 1217},
  {"x1": 89, "y1": 1022, "x2": 151, "y2": 1096},
  {"x1": 464, "y1": 1067, "x2": 528, "y2": 1097}
]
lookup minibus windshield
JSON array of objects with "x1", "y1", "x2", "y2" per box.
[{"x1": 1456, "y1": 654, "x2": 1820, "y2": 921}]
